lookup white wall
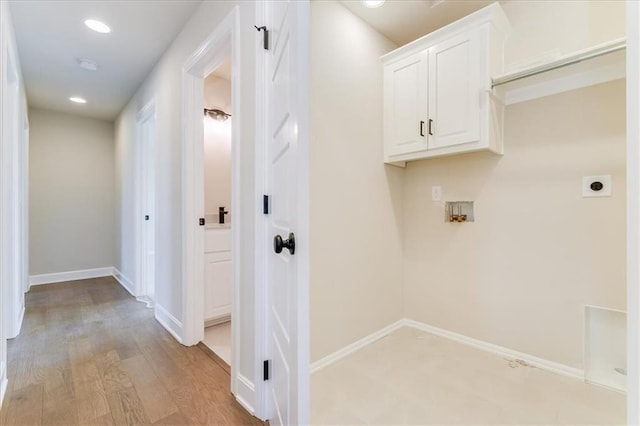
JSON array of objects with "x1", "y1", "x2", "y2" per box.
[
  {"x1": 502, "y1": 0, "x2": 625, "y2": 71},
  {"x1": 114, "y1": 0, "x2": 258, "y2": 408},
  {"x1": 29, "y1": 108, "x2": 115, "y2": 275},
  {"x1": 203, "y1": 75, "x2": 232, "y2": 222},
  {"x1": 397, "y1": 0, "x2": 627, "y2": 371},
  {"x1": 309, "y1": 1, "x2": 402, "y2": 362},
  {"x1": 309, "y1": 0, "x2": 627, "y2": 373},
  {"x1": 626, "y1": 2, "x2": 640, "y2": 422},
  {"x1": 0, "y1": 0, "x2": 28, "y2": 405},
  {"x1": 403, "y1": 80, "x2": 626, "y2": 369}
]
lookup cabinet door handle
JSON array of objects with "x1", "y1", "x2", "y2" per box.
[
  {"x1": 428, "y1": 119, "x2": 434, "y2": 135},
  {"x1": 420, "y1": 120, "x2": 425, "y2": 137}
]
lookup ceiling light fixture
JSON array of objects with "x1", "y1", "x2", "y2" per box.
[
  {"x1": 77, "y1": 58, "x2": 99, "y2": 71},
  {"x1": 204, "y1": 108, "x2": 231, "y2": 121},
  {"x1": 362, "y1": 0, "x2": 385, "y2": 8},
  {"x1": 69, "y1": 97, "x2": 87, "y2": 104},
  {"x1": 84, "y1": 19, "x2": 111, "y2": 34}
]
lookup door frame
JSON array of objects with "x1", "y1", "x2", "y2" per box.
[
  {"x1": 1, "y1": 27, "x2": 24, "y2": 341},
  {"x1": 181, "y1": 5, "x2": 260, "y2": 416},
  {"x1": 626, "y1": 1, "x2": 639, "y2": 423},
  {"x1": 135, "y1": 100, "x2": 156, "y2": 302}
]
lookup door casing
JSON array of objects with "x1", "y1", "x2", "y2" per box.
[{"x1": 135, "y1": 100, "x2": 156, "y2": 303}]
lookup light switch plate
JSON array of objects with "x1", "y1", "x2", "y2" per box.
[
  {"x1": 432, "y1": 186, "x2": 442, "y2": 201},
  {"x1": 582, "y1": 175, "x2": 612, "y2": 198}
]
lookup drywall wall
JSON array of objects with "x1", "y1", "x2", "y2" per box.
[
  {"x1": 203, "y1": 75, "x2": 232, "y2": 222},
  {"x1": 309, "y1": 1, "x2": 402, "y2": 362},
  {"x1": 402, "y1": 80, "x2": 626, "y2": 369},
  {"x1": 114, "y1": 0, "x2": 257, "y2": 408},
  {"x1": 502, "y1": 0, "x2": 625, "y2": 71},
  {"x1": 29, "y1": 108, "x2": 115, "y2": 275}
]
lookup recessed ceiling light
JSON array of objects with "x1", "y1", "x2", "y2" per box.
[
  {"x1": 69, "y1": 97, "x2": 87, "y2": 104},
  {"x1": 84, "y1": 19, "x2": 111, "y2": 34},
  {"x1": 362, "y1": 0, "x2": 385, "y2": 8},
  {"x1": 77, "y1": 58, "x2": 98, "y2": 72}
]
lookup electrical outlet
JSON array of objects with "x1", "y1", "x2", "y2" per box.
[
  {"x1": 431, "y1": 186, "x2": 442, "y2": 201},
  {"x1": 582, "y1": 175, "x2": 611, "y2": 198}
]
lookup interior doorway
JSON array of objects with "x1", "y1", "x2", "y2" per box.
[
  {"x1": 135, "y1": 101, "x2": 156, "y2": 307},
  {"x1": 200, "y1": 57, "x2": 233, "y2": 367}
]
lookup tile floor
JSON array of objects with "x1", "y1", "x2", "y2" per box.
[
  {"x1": 203, "y1": 321, "x2": 232, "y2": 366},
  {"x1": 311, "y1": 327, "x2": 625, "y2": 425}
]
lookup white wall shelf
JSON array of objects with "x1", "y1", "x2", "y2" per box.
[{"x1": 493, "y1": 38, "x2": 626, "y2": 105}]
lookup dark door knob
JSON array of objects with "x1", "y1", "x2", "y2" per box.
[{"x1": 274, "y1": 233, "x2": 295, "y2": 255}]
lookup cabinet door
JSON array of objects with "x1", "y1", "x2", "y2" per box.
[
  {"x1": 383, "y1": 51, "x2": 428, "y2": 158},
  {"x1": 204, "y1": 251, "x2": 232, "y2": 320},
  {"x1": 428, "y1": 30, "x2": 481, "y2": 150}
]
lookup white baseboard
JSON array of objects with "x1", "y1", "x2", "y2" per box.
[
  {"x1": 310, "y1": 318, "x2": 583, "y2": 381},
  {"x1": 403, "y1": 319, "x2": 584, "y2": 380},
  {"x1": 0, "y1": 361, "x2": 7, "y2": 409},
  {"x1": 13, "y1": 305, "x2": 25, "y2": 339},
  {"x1": 235, "y1": 374, "x2": 255, "y2": 415},
  {"x1": 29, "y1": 267, "x2": 113, "y2": 286},
  {"x1": 310, "y1": 320, "x2": 405, "y2": 374},
  {"x1": 155, "y1": 304, "x2": 183, "y2": 344},
  {"x1": 111, "y1": 268, "x2": 136, "y2": 297}
]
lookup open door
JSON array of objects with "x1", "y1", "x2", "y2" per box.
[{"x1": 259, "y1": 0, "x2": 310, "y2": 424}]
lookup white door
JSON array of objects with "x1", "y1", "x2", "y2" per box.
[
  {"x1": 137, "y1": 106, "x2": 156, "y2": 303},
  {"x1": 428, "y1": 29, "x2": 481, "y2": 150},
  {"x1": 262, "y1": 1, "x2": 310, "y2": 424},
  {"x1": 383, "y1": 51, "x2": 428, "y2": 157}
]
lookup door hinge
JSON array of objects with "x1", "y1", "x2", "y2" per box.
[
  {"x1": 263, "y1": 360, "x2": 270, "y2": 381},
  {"x1": 263, "y1": 195, "x2": 270, "y2": 215},
  {"x1": 199, "y1": 218, "x2": 205, "y2": 226},
  {"x1": 255, "y1": 25, "x2": 269, "y2": 50}
]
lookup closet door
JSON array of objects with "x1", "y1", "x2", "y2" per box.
[
  {"x1": 383, "y1": 51, "x2": 428, "y2": 158},
  {"x1": 428, "y1": 30, "x2": 481, "y2": 150}
]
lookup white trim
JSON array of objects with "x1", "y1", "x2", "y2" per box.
[
  {"x1": 626, "y1": 1, "x2": 640, "y2": 423},
  {"x1": 253, "y1": 1, "x2": 269, "y2": 420},
  {"x1": 112, "y1": 267, "x2": 135, "y2": 297},
  {"x1": 503, "y1": 62, "x2": 625, "y2": 106},
  {"x1": 403, "y1": 319, "x2": 584, "y2": 380},
  {"x1": 181, "y1": 5, "x2": 257, "y2": 416},
  {"x1": 0, "y1": 361, "x2": 6, "y2": 408},
  {"x1": 14, "y1": 304, "x2": 24, "y2": 337},
  {"x1": 310, "y1": 320, "x2": 405, "y2": 374},
  {"x1": 181, "y1": 6, "x2": 237, "y2": 347},
  {"x1": 134, "y1": 99, "x2": 157, "y2": 301},
  {"x1": 311, "y1": 319, "x2": 584, "y2": 381},
  {"x1": 236, "y1": 374, "x2": 256, "y2": 414},
  {"x1": 493, "y1": 38, "x2": 626, "y2": 88},
  {"x1": 154, "y1": 304, "x2": 183, "y2": 344},
  {"x1": 29, "y1": 267, "x2": 113, "y2": 286}
]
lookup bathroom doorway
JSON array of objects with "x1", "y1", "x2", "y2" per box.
[{"x1": 200, "y1": 57, "x2": 233, "y2": 368}]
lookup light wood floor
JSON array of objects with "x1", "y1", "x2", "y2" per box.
[{"x1": 0, "y1": 277, "x2": 262, "y2": 425}]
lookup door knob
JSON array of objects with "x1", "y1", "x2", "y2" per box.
[{"x1": 274, "y1": 233, "x2": 295, "y2": 255}]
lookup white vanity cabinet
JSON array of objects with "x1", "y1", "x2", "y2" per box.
[
  {"x1": 382, "y1": 3, "x2": 510, "y2": 166},
  {"x1": 204, "y1": 227, "x2": 231, "y2": 322}
]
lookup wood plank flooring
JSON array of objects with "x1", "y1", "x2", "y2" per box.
[{"x1": 0, "y1": 277, "x2": 263, "y2": 425}]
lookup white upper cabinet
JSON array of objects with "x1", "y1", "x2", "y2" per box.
[
  {"x1": 383, "y1": 51, "x2": 428, "y2": 157},
  {"x1": 428, "y1": 29, "x2": 481, "y2": 150},
  {"x1": 382, "y1": 3, "x2": 510, "y2": 166}
]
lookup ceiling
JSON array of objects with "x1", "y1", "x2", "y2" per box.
[
  {"x1": 8, "y1": 0, "x2": 202, "y2": 121},
  {"x1": 339, "y1": 0, "x2": 499, "y2": 46}
]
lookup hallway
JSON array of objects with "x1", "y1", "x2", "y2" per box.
[{"x1": 0, "y1": 278, "x2": 261, "y2": 425}]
